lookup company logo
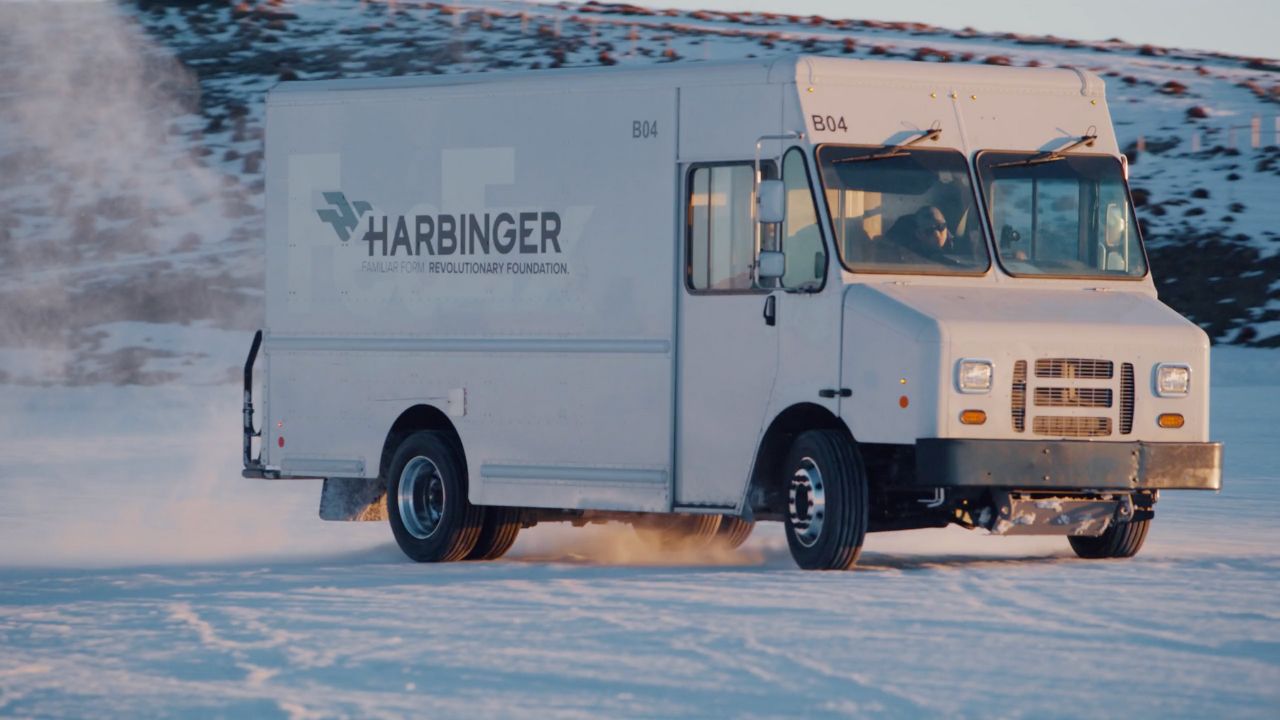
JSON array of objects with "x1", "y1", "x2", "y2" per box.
[
  {"x1": 316, "y1": 192, "x2": 372, "y2": 243},
  {"x1": 315, "y1": 191, "x2": 564, "y2": 259}
]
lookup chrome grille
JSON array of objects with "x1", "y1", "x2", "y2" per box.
[
  {"x1": 1034, "y1": 387, "x2": 1113, "y2": 408},
  {"x1": 1011, "y1": 360, "x2": 1027, "y2": 433},
  {"x1": 1035, "y1": 358, "x2": 1114, "y2": 380},
  {"x1": 1033, "y1": 416, "x2": 1112, "y2": 437},
  {"x1": 1120, "y1": 363, "x2": 1135, "y2": 434},
  {"x1": 1014, "y1": 357, "x2": 1118, "y2": 438}
]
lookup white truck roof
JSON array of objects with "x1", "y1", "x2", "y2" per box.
[{"x1": 267, "y1": 54, "x2": 1104, "y2": 102}]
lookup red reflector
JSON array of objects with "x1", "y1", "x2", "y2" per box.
[{"x1": 278, "y1": 436, "x2": 285, "y2": 448}]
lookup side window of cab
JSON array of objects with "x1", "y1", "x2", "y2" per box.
[{"x1": 780, "y1": 148, "x2": 826, "y2": 290}]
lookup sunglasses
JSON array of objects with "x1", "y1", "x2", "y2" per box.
[{"x1": 926, "y1": 222, "x2": 947, "y2": 233}]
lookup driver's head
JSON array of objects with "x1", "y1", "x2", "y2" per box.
[{"x1": 914, "y1": 206, "x2": 949, "y2": 248}]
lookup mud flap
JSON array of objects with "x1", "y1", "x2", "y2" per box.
[{"x1": 319, "y1": 478, "x2": 387, "y2": 521}]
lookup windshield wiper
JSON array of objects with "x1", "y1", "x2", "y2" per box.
[
  {"x1": 833, "y1": 127, "x2": 942, "y2": 164},
  {"x1": 993, "y1": 129, "x2": 1098, "y2": 168}
]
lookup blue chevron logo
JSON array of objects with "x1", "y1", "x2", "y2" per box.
[{"x1": 316, "y1": 192, "x2": 372, "y2": 242}]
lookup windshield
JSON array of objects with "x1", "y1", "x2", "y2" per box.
[
  {"x1": 816, "y1": 146, "x2": 990, "y2": 275},
  {"x1": 976, "y1": 152, "x2": 1147, "y2": 278}
]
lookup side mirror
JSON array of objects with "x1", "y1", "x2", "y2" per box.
[
  {"x1": 1105, "y1": 203, "x2": 1126, "y2": 246},
  {"x1": 757, "y1": 250, "x2": 785, "y2": 280},
  {"x1": 757, "y1": 179, "x2": 785, "y2": 225}
]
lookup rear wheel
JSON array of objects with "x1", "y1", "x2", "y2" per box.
[
  {"x1": 1068, "y1": 518, "x2": 1151, "y2": 559},
  {"x1": 634, "y1": 514, "x2": 721, "y2": 551},
  {"x1": 783, "y1": 429, "x2": 868, "y2": 571},
  {"x1": 716, "y1": 516, "x2": 755, "y2": 549},
  {"x1": 385, "y1": 431, "x2": 483, "y2": 562},
  {"x1": 466, "y1": 507, "x2": 522, "y2": 561}
]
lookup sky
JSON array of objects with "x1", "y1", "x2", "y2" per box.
[{"x1": 613, "y1": 0, "x2": 1278, "y2": 60}]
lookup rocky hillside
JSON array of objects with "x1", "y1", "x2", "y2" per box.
[{"x1": 1, "y1": 0, "x2": 1277, "y2": 385}]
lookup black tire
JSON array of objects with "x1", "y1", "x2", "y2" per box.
[
  {"x1": 385, "y1": 431, "x2": 483, "y2": 562},
  {"x1": 1068, "y1": 518, "x2": 1151, "y2": 559},
  {"x1": 716, "y1": 516, "x2": 755, "y2": 550},
  {"x1": 783, "y1": 429, "x2": 868, "y2": 570},
  {"x1": 466, "y1": 506, "x2": 522, "y2": 561},
  {"x1": 634, "y1": 514, "x2": 722, "y2": 551}
]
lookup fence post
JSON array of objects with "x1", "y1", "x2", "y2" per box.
[
  {"x1": 1190, "y1": 131, "x2": 1200, "y2": 153},
  {"x1": 1252, "y1": 116, "x2": 1262, "y2": 148}
]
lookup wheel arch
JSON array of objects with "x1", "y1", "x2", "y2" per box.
[
  {"x1": 379, "y1": 404, "x2": 465, "y2": 480},
  {"x1": 744, "y1": 402, "x2": 852, "y2": 516}
]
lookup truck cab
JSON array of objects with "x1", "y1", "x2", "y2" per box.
[{"x1": 245, "y1": 56, "x2": 1221, "y2": 569}]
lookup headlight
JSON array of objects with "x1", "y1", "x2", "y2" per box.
[
  {"x1": 1155, "y1": 363, "x2": 1191, "y2": 397},
  {"x1": 956, "y1": 359, "x2": 993, "y2": 394}
]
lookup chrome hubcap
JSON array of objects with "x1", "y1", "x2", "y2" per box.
[
  {"x1": 398, "y1": 456, "x2": 446, "y2": 539},
  {"x1": 789, "y1": 457, "x2": 825, "y2": 548}
]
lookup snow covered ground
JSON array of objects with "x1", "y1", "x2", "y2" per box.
[{"x1": 0, "y1": 346, "x2": 1276, "y2": 717}]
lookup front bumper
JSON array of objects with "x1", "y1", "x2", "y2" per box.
[{"x1": 913, "y1": 439, "x2": 1222, "y2": 491}]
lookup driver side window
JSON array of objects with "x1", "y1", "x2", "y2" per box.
[{"x1": 781, "y1": 148, "x2": 826, "y2": 290}]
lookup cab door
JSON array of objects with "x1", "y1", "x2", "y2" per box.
[
  {"x1": 675, "y1": 163, "x2": 779, "y2": 507},
  {"x1": 770, "y1": 147, "x2": 844, "y2": 422}
]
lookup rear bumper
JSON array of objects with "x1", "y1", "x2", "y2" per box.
[{"x1": 913, "y1": 439, "x2": 1222, "y2": 491}]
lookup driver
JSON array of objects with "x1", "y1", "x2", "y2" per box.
[{"x1": 908, "y1": 205, "x2": 957, "y2": 260}]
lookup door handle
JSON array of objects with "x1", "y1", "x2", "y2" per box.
[{"x1": 763, "y1": 294, "x2": 776, "y2": 326}]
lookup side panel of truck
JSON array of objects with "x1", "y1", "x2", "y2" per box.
[{"x1": 263, "y1": 85, "x2": 681, "y2": 511}]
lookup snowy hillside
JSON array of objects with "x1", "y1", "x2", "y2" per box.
[{"x1": 1, "y1": 0, "x2": 1278, "y2": 385}]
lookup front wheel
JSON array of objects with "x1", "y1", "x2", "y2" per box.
[
  {"x1": 783, "y1": 430, "x2": 868, "y2": 571},
  {"x1": 386, "y1": 431, "x2": 484, "y2": 562},
  {"x1": 1068, "y1": 518, "x2": 1151, "y2": 559}
]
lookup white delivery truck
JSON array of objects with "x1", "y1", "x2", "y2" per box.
[{"x1": 244, "y1": 56, "x2": 1222, "y2": 569}]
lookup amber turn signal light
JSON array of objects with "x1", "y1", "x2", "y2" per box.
[
  {"x1": 1157, "y1": 413, "x2": 1185, "y2": 429},
  {"x1": 959, "y1": 409, "x2": 987, "y2": 425}
]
